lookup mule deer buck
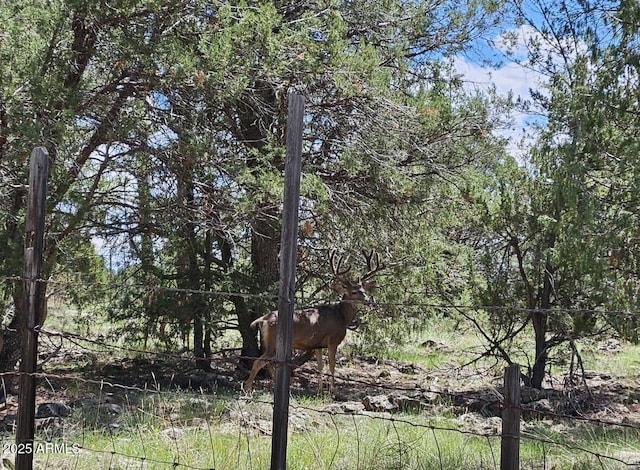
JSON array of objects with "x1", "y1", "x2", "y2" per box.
[{"x1": 243, "y1": 250, "x2": 385, "y2": 395}]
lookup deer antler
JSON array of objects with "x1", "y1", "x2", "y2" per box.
[
  {"x1": 360, "y1": 249, "x2": 386, "y2": 281},
  {"x1": 329, "y1": 249, "x2": 351, "y2": 281}
]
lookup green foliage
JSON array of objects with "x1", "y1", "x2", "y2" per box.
[
  {"x1": 527, "y1": 0, "x2": 640, "y2": 315},
  {"x1": 5, "y1": 0, "x2": 637, "y2": 386},
  {"x1": 1, "y1": 0, "x2": 513, "y2": 359},
  {"x1": 51, "y1": 235, "x2": 109, "y2": 308},
  {"x1": 448, "y1": 0, "x2": 640, "y2": 387}
]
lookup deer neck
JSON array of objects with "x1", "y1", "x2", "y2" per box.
[{"x1": 339, "y1": 298, "x2": 360, "y2": 324}]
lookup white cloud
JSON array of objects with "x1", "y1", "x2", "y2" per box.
[
  {"x1": 454, "y1": 25, "x2": 550, "y2": 159},
  {"x1": 453, "y1": 57, "x2": 538, "y2": 102},
  {"x1": 492, "y1": 24, "x2": 541, "y2": 61}
]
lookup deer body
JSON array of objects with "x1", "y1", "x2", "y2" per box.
[
  {"x1": 243, "y1": 250, "x2": 384, "y2": 395},
  {"x1": 243, "y1": 292, "x2": 364, "y2": 394}
]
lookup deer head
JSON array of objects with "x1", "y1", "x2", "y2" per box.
[{"x1": 329, "y1": 249, "x2": 386, "y2": 301}]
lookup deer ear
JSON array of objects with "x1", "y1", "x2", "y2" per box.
[
  {"x1": 332, "y1": 283, "x2": 347, "y2": 294},
  {"x1": 362, "y1": 280, "x2": 377, "y2": 291}
]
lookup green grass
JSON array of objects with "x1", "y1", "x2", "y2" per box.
[
  {"x1": 577, "y1": 340, "x2": 640, "y2": 377},
  {"x1": 15, "y1": 387, "x2": 639, "y2": 470},
  {"x1": 520, "y1": 422, "x2": 640, "y2": 470},
  {"x1": 30, "y1": 410, "x2": 502, "y2": 470}
]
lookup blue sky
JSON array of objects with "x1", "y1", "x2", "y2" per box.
[{"x1": 454, "y1": 23, "x2": 548, "y2": 159}]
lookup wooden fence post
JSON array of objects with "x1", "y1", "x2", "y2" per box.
[
  {"x1": 270, "y1": 94, "x2": 305, "y2": 470},
  {"x1": 501, "y1": 363, "x2": 521, "y2": 470},
  {"x1": 16, "y1": 147, "x2": 49, "y2": 470}
]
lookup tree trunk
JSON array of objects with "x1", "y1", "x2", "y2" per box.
[
  {"x1": 0, "y1": 183, "x2": 27, "y2": 374},
  {"x1": 173, "y1": 155, "x2": 207, "y2": 364},
  {"x1": 236, "y1": 208, "x2": 281, "y2": 372},
  {"x1": 235, "y1": 295, "x2": 259, "y2": 371},
  {"x1": 202, "y1": 229, "x2": 214, "y2": 359},
  {"x1": 0, "y1": 288, "x2": 26, "y2": 397},
  {"x1": 530, "y1": 311, "x2": 547, "y2": 389},
  {"x1": 531, "y1": 258, "x2": 554, "y2": 389},
  {"x1": 251, "y1": 207, "x2": 280, "y2": 292},
  {"x1": 231, "y1": 81, "x2": 282, "y2": 370},
  {"x1": 193, "y1": 311, "x2": 206, "y2": 369}
]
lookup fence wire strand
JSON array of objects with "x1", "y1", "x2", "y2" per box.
[
  {"x1": 1, "y1": 276, "x2": 640, "y2": 468},
  {"x1": 4, "y1": 273, "x2": 640, "y2": 319}
]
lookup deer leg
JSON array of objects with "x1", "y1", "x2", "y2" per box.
[
  {"x1": 327, "y1": 344, "x2": 337, "y2": 395},
  {"x1": 267, "y1": 362, "x2": 276, "y2": 379},
  {"x1": 315, "y1": 349, "x2": 324, "y2": 394},
  {"x1": 243, "y1": 355, "x2": 271, "y2": 393}
]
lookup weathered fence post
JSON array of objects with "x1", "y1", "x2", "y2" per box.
[
  {"x1": 16, "y1": 147, "x2": 49, "y2": 470},
  {"x1": 500, "y1": 363, "x2": 521, "y2": 470},
  {"x1": 270, "y1": 94, "x2": 305, "y2": 470}
]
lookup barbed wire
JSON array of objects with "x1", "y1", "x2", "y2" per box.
[
  {"x1": 0, "y1": 274, "x2": 274, "y2": 301},
  {"x1": 10, "y1": 326, "x2": 640, "y2": 437},
  {"x1": 4, "y1": 274, "x2": 640, "y2": 319},
  {"x1": 0, "y1": 375, "x2": 637, "y2": 468},
  {"x1": 24, "y1": 326, "x2": 640, "y2": 420},
  {"x1": 3, "y1": 362, "x2": 638, "y2": 469},
  {"x1": 57, "y1": 442, "x2": 217, "y2": 470}
]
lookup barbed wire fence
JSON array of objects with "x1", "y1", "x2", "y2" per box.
[
  {"x1": 1, "y1": 272, "x2": 640, "y2": 469},
  {"x1": 2, "y1": 145, "x2": 640, "y2": 469}
]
